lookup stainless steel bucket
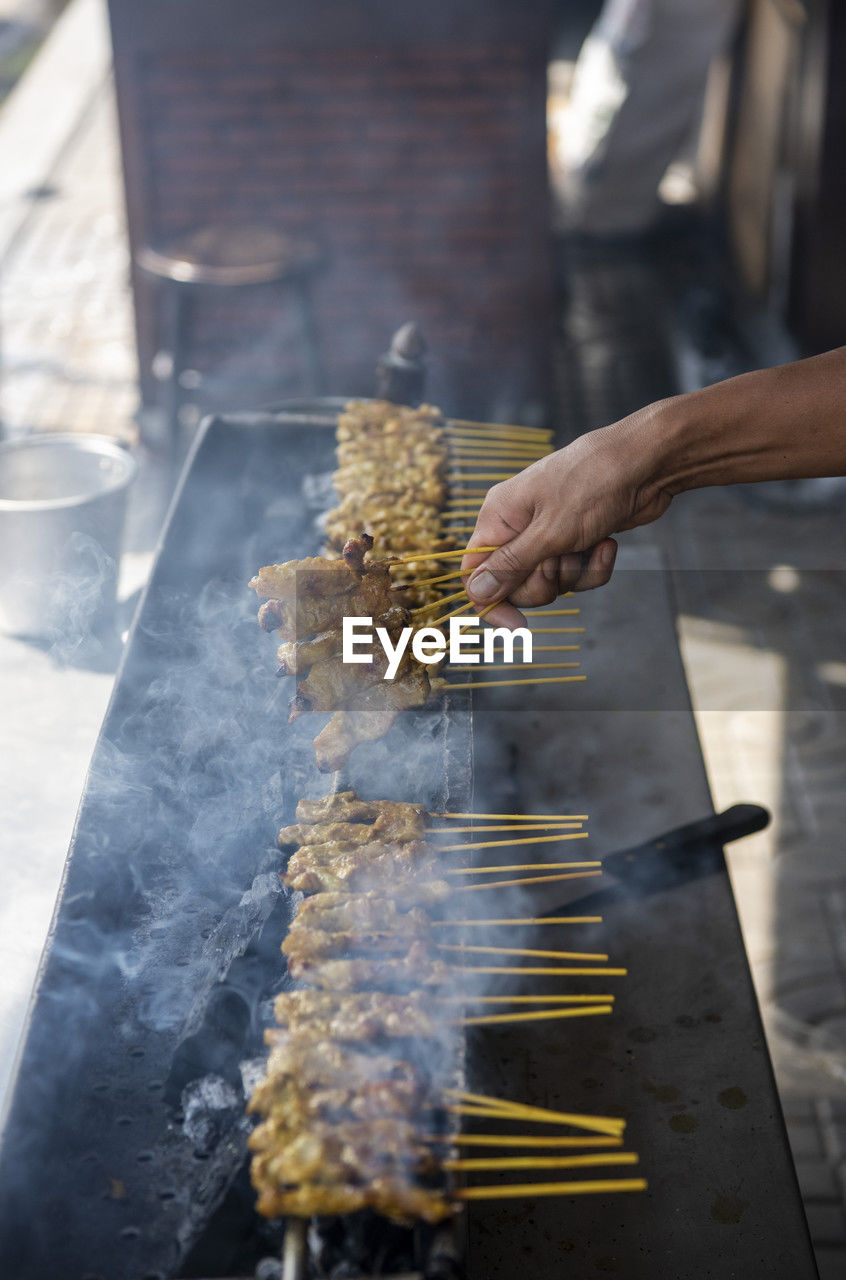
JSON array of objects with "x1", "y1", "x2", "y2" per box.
[{"x1": 0, "y1": 434, "x2": 137, "y2": 639}]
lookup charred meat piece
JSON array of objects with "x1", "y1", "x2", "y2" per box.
[
  {"x1": 251, "y1": 1035, "x2": 425, "y2": 1101},
  {"x1": 294, "y1": 792, "x2": 427, "y2": 829},
  {"x1": 251, "y1": 1177, "x2": 452, "y2": 1224},
  {"x1": 313, "y1": 665, "x2": 432, "y2": 773},
  {"x1": 260, "y1": 558, "x2": 396, "y2": 644},
  {"x1": 250, "y1": 554, "x2": 360, "y2": 604},
  {"x1": 287, "y1": 943, "x2": 451, "y2": 992},
  {"x1": 272, "y1": 989, "x2": 440, "y2": 1039},
  {"x1": 294, "y1": 790, "x2": 376, "y2": 823},
  {"x1": 282, "y1": 910, "x2": 432, "y2": 962},
  {"x1": 282, "y1": 838, "x2": 441, "y2": 894},
  {"x1": 279, "y1": 800, "x2": 426, "y2": 848},
  {"x1": 249, "y1": 1117, "x2": 436, "y2": 1183},
  {"x1": 292, "y1": 891, "x2": 430, "y2": 931}
]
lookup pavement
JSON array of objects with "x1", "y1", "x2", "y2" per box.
[{"x1": 0, "y1": 2, "x2": 845, "y2": 1274}]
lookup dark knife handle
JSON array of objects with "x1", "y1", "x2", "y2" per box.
[
  {"x1": 560, "y1": 803, "x2": 773, "y2": 905},
  {"x1": 646, "y1": 803, "x2": 771, "y2": 855}
]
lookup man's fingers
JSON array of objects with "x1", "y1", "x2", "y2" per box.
[
  {"x1": 465, "y1": 526, "x2": 551, "y2": 606},
  {"x1": 570, "y1": 539, "x2": 617, "y2": 592},
  {"x1": 507, "y1": 564, "x2": 560, "y2": 609},
  {"x1": 473, "y1": 599, "x2": 528, "y2": 631}
]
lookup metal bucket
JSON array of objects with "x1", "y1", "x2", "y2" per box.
[{"x1": 0, "y1": 434, "x2": 137, "y2": 639}]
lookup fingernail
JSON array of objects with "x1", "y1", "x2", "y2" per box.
[
  {"x1": 600, "y1": 542, "x2": 617, "y2": 568},
  {"x1": 467, "y1": 568, "x2": 499, "y2": 600},
  {"x1": 542, "y1": 558, "x2": 557, "y2": 582}
]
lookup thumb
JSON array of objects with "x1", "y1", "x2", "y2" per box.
[{"x1": 464, "y1": 525, "x2": 552, "y2": 604}]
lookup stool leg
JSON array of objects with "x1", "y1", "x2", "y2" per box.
[{"x1": 293, "y1": 278, "x2": 324, "y2": 395}]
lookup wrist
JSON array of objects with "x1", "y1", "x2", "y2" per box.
[{"x1": 632, "y1": 381, "x2": 762, "y2": 495}]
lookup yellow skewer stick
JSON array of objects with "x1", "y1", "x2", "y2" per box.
[
  {"x1": 437, "y1": 831, "x2": 589, "y2": 851},
  {"x1": 453, "y1": 966, "x2": 626, "y2": 976},
  {"x1": 432, "y1": 813, "x2": 589, "y2": 821},
  {"x1": 393, "y1": 545, "x2": 499, "y2": 563},
  {"x1": 447, "y1": 663, "x2": 581, "y2": 672},
  {"x1": 444, "y1": 861, "x2": 599, "y2": 875},
  {"x1": 431, "y1": 916, "x2": 601, "y2": 925},
  {"x1": 449, "y1": 418, "x2": 552, "y2": 437},
  {"x1": 447, "y1": 472, "x2": 520, "y2": 481},
  {"x1": 391, "y1": 568, "x2": 468, "y2": 589},
  {"x1": 448, "y1": 428, "x2": 549, "y2": 439},
  {"x1": 429, "y1": 600, "x2": 476, "y2": 627},
  {"x1": 437, "y1": 944, "x2": 608, "y2": 961},
  {"x1": 435, "y1": 994, "x2": 615, "y2": 1004},
  {"x1": 455, "y1": 1179, "x2": 647, "y2": 1200},
  {"x1": 427, "y1": 822, "x2": 583, "y2": 832},
  {"x1": 412, "y1": 589, "x2": 468, "y2": 613},
  {"x1": 449, "y1": 437, "x2": 551, "y2": 448},
  {"x1": 449, "y1": 450, "x2": 549, "y2": 461},
  {"x1": 445, "y1": 1090, "x2": 625, "y2": 1135},
  {"x1": 445, "y1": 676, "x2": 587, "y2": 690},
  {"x1": 457, "y1": 1005, "x2": 613, "y2": 1026},
  {"x1": 445, "y1": 1152, "x2": 638, "y2": 1172},
  {"x1": 528, "y1": 627, "x2": 586, "y2": 634},
  {"x1": 423, "y1": 1134, "x2": 622, "y2": 1149},
  {"x1": 524, "y1": 609, "x2": 580, "y2": 617},
  {"x1": 457, "y1": 869, "x2": 601, "y2": 892}
]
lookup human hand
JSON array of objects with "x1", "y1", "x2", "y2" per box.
[{"x1": 461, "y1": 411, "x2": 677, "y2": 628}]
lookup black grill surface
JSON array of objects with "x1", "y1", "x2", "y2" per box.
[{"x1": 0, "y1": 414, "x2": 470, "y2": 1280}]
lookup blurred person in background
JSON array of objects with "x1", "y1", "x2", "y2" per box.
[{"x1": 558, "y1": 0, "x2": 743, "y2": 235}]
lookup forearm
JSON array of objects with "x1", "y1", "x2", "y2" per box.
[{"x1": 640, "y1": 346, "x2": 846, "y2": 497}]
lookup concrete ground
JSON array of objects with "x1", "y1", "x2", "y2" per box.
[{"x1": 0, "y1": 3, "x2": 845, "y2": 1274}]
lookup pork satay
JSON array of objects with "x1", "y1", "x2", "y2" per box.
[
  {"x1": 278, "y1": 807, "x2": 426, "y2": 848},
  {"x1": 272, "y1": 989, "x2": 439, "y2": 1039},
  {"x1": 293, "y1": 793, "x2": 426, "y2": 828},
  {"x1": 291, "y1": 891, "x2": 429, "y2": 930},
  {"x1": 287, "y1": 943, "x2": 450, "y2": 992},
  {"x1": 283, "y1": 839, "x2": 441, "y2": 894}
]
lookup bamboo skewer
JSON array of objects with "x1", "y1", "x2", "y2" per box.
[
  {"x1": 447, "y1": 472, "x2": 520, "y2": 481},
  {"x1": 455, "y1": 1179, "x2": 647, "y2": 1201},
  {"x1": 424, "y1": 1134, "x2": 623, "y2": 1149},
  {"x1": 447, "y1": 663, "x2": 581, "y2": 672},
  {"x1": 443, "y1": 861, "x2": 600, "y2": 875},
  {"x1": 445, "y1": 1152, "x2": 638, "y2": 1172},
  {"x1": 429, "y1": 600, "x2": 476, "y2": 627},
  {"x1": 524, "y1": 609, "x2": 580, "y2": 617},
  {"x1": 432, "y1": 813, "x2": 589, "y2": 822},
  {"x1": 457, "y1": 1005, "x2": 613, "y2": 1026},
  {"x1": 445, "y1": 675, "x2": 587, "y2": 689},
  {"x1": 449, "y1": 443, "x2": 550, "y2": 454},
  {"x1": 431, "y1": 916, "x2": 601, "y2": 925},
  {"x1": 413, "y1": 589, "x2": 468, "y2": 613},
  {"x1": 427, "y1": 822, "x2": 584, "y2": 833},
  {"x1": 392, "y1": 545, "x2": 500, "y2": 563},
  {"x1": 448, "y1": 418, "x2": 552, "y2": 437},
  {"x1": 435, "y1": 994, "x2": 615, "y2": 1004},
  {"x1": 437, "y1": 832, "x2": 589, "y2": 851},
  {"x1": 453, "y1": 966, "x2": 626, "y2": 977},
  {"x1": 391, "y1": 568, "x2": 468, "y2": 589},
  {"x1": 445, "y1": 1090, "x2": 626, "y2": 1135},
  {"x1": 457, "y1": 869, "x2": 602, "y2": 892},
  {"x1": 437, "y1": 944, "x2": 608, "y2": 961}
]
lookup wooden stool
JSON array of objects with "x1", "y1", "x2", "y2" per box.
[{"x1": 137, "y1": 226, "x2": 325, "y2": 438}]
